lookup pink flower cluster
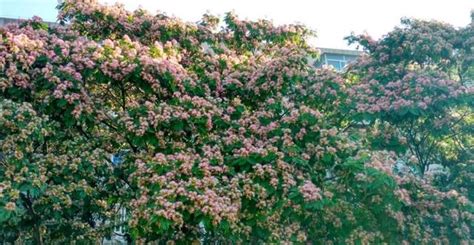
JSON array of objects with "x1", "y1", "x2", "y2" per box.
[{"x1": 299, "y1": 181, "x2": 322, "y2": 201}]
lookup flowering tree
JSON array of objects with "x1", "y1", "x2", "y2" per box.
[
  {"x1": 345, "y1": 16, "x2": 474, "y2": 243},
  {"x1": 346, "y1": 17, "x2": 473, "y2": 176},
  {"x1": 0, "y1": 0, "x2": 472, "y2": 243}
]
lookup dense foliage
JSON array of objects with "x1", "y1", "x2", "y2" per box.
[{"x1": 0, "y1": 1, "x2": 472, "y2": 243}]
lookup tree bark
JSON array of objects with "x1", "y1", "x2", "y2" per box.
[{"x1": 33, "y1": 225, "x2": 43, "y2": 245}]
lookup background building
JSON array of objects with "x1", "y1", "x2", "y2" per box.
[
  {"x1": 0, "y1": 17, "x2": 25, "y2": 26},
  {"x1": 0, "y1": 16, "x2": 56, "y2": 27},
  {"x1": 315, "y1": 48, "x2": 362, "y2": 71}
]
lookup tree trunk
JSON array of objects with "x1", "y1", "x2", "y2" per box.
[{"x1": 33, "y1": 225, "x2": 43, "y2": 245}]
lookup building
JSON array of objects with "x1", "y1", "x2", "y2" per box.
[
  {"x1": 0, "y1": 17, "x2": 56, "y2": 27},
  {"x1": 0, "y1": 17, "x2": 24, "y2": 26},
  {"x1": 315, "y1": 48, "x2": 362, "y2": 71}
]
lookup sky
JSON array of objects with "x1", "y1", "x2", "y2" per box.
[{"x1": 1, "y1": 0, "x2": 473, "y2": 49}]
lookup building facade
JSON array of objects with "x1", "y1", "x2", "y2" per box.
[
  {"x1": 0, "y1": 17, "x2": 56, "y2": 27},
  {"x1": 315, "y1": 48, "x2": 362, "y2": 71}
]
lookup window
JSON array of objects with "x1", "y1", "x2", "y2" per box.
[
  {"x1": 322, "y1": 53, "x2": 356, "y2": 71},
  {"x1": 327, "y1": 60, "x2": 343, "y2": 70}
]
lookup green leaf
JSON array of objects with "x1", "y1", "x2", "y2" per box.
[{"x1": 0, "y1": 208, "x2": 12, "y2": 223}]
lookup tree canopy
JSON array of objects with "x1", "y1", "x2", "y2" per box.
[{"x1": 0, "y1": 0, "x2": 472, "y2": 243}]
